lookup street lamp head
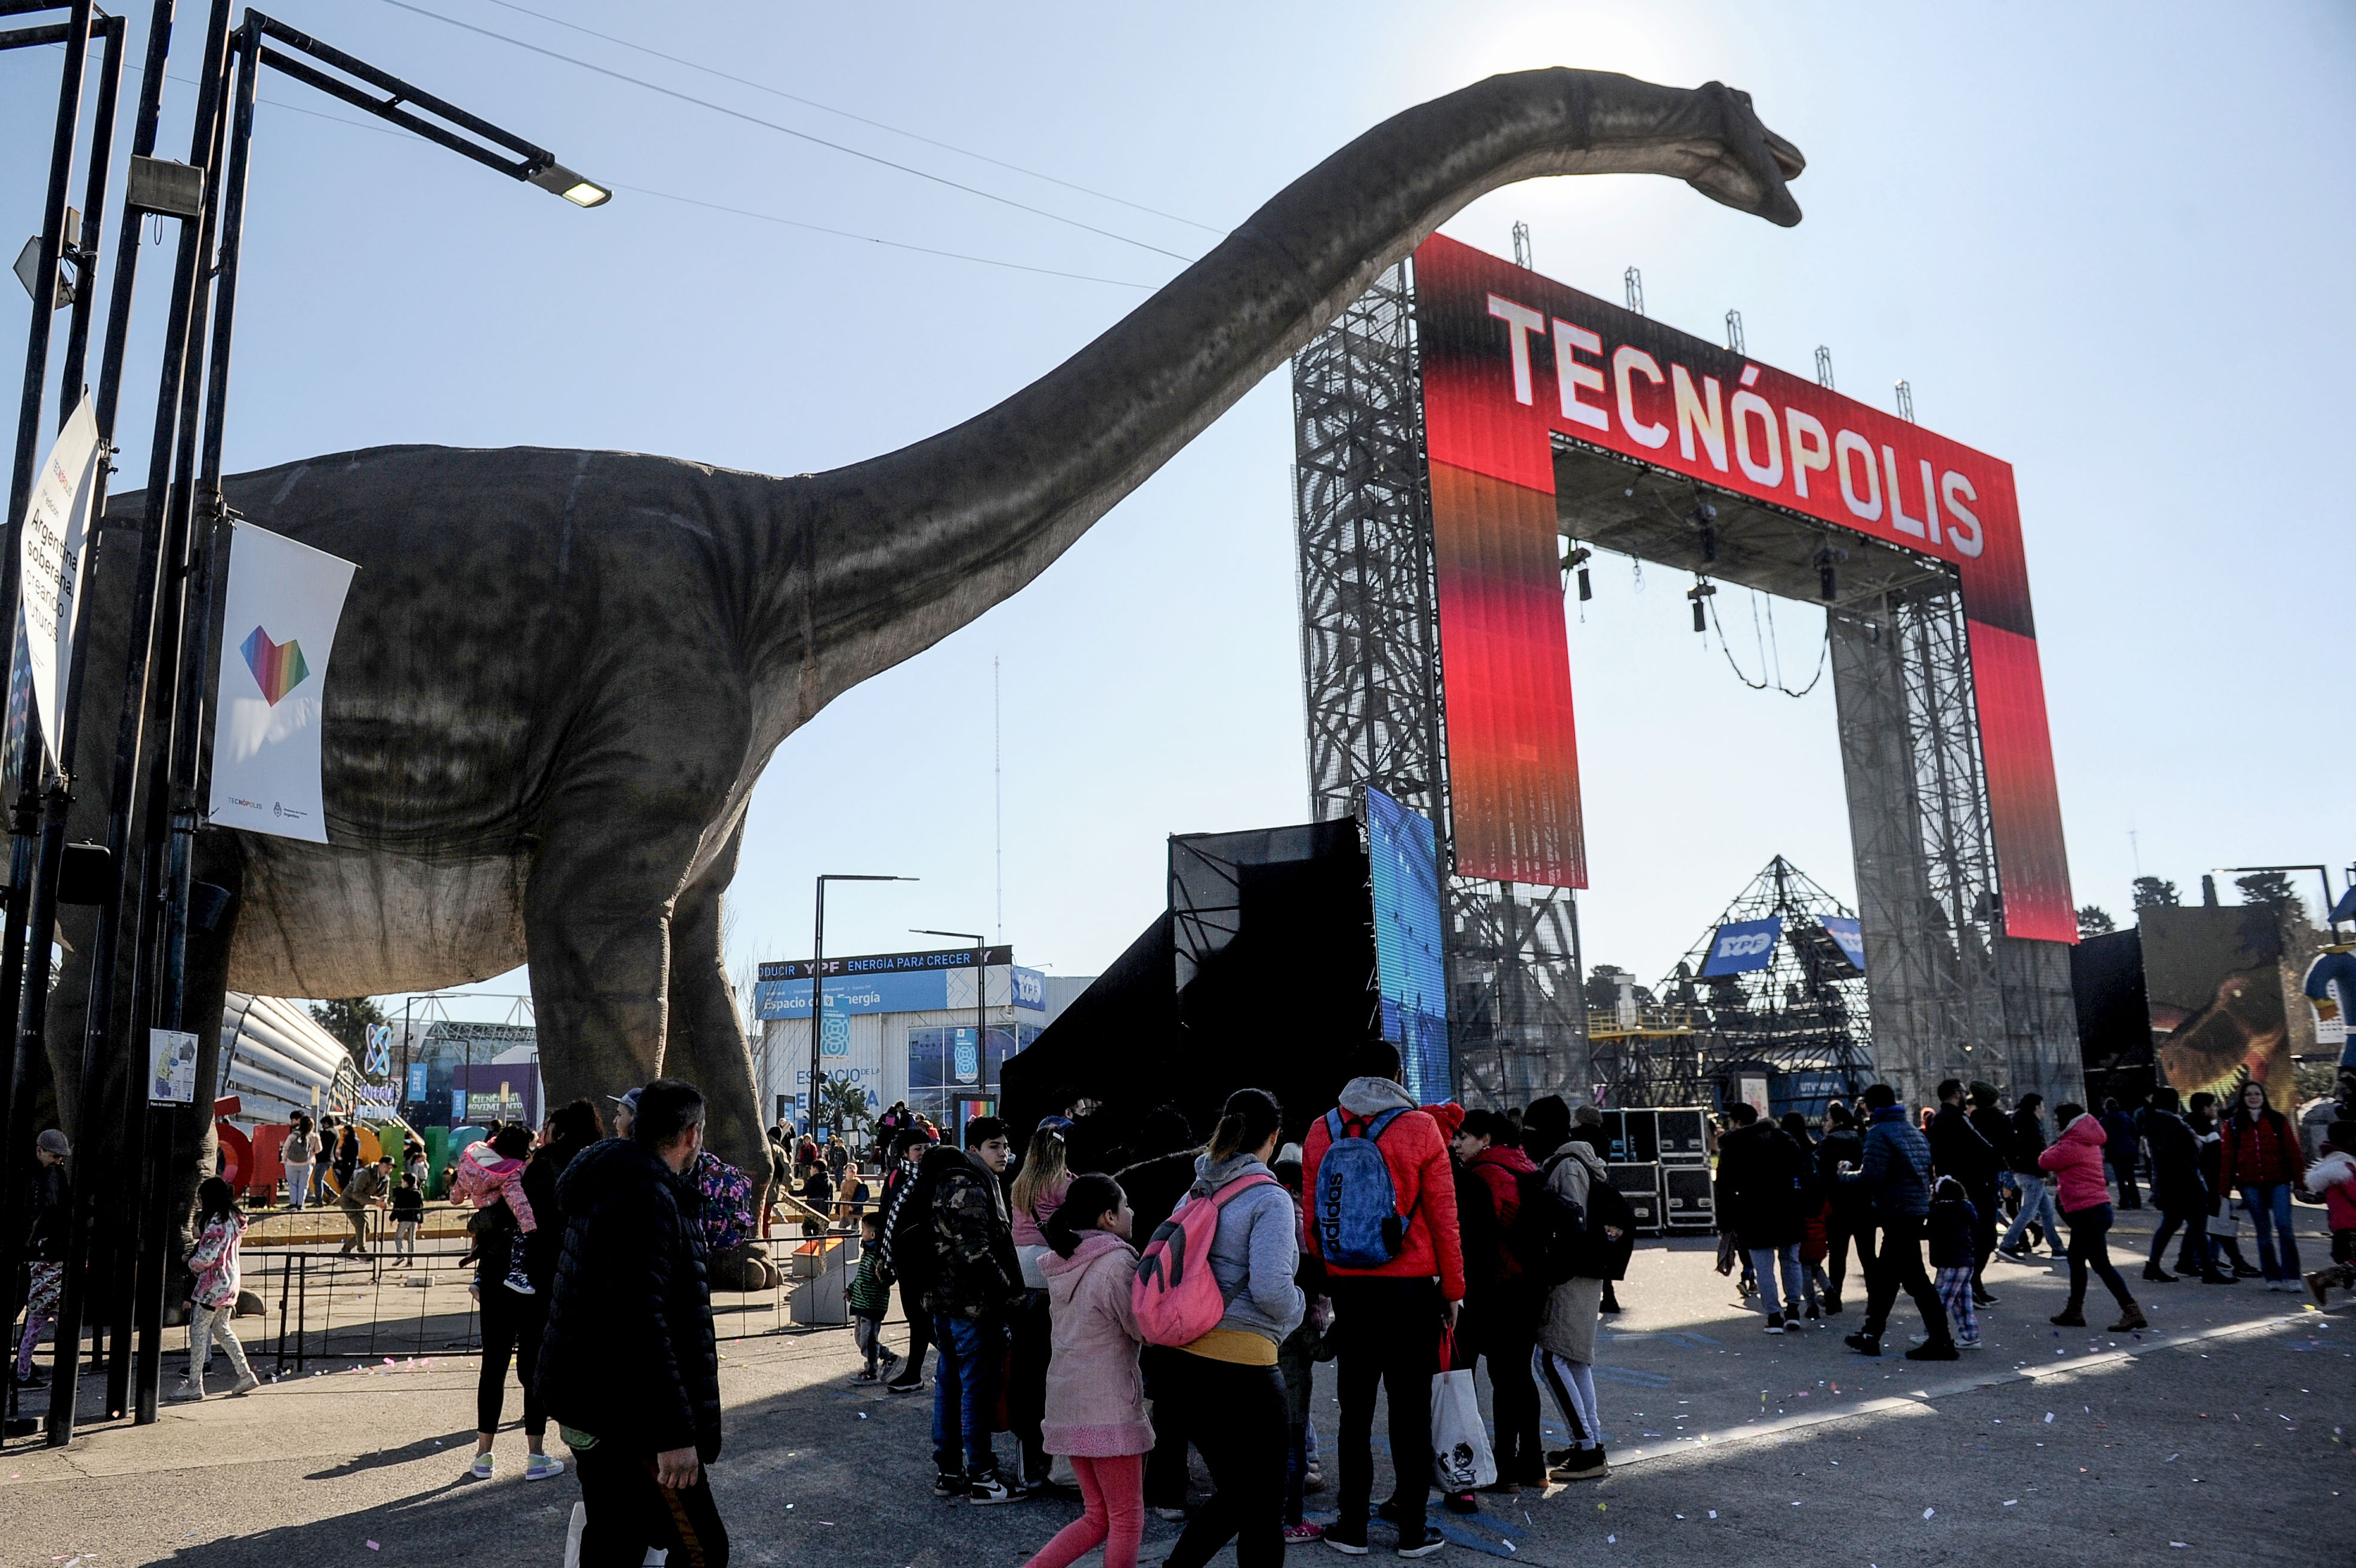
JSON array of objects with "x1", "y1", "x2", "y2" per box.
[{"x1": 527, "y1": 162, "x2": 610, "y2": 208}]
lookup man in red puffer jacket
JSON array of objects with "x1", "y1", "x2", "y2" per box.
[{"x1": 1300, "y1": 1042, "x2": 1464, "y2": 1557}]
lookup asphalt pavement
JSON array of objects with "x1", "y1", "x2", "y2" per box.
[{"x1": 5, "y1": 1209, "x2": 2347, "y2": 1567}]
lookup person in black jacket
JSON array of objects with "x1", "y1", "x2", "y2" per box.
[
  {"x1": 2141, "y1": 1088, "x2": 2225, "y2": 1283},
  {"x1": 1926, "y1": 1079, "x2": 2002, "y2": 1308},
  {"x1": 1715, "y1": 1105, "x2": 1811, "y2": 1332},
  {"x1": 1997, "y1": 1095, "x2": 2064, "y2": 1261},
  {"x1": 1815, "y1": 1103, "x2": 1870, "y2": 1315},
  {"x1": 538, "y1": 1079, "x2": 725, "y2": 1568},
  {"x1": 471, "y1": 1099, "x2": 604, "y2": 1483},
  {"x1": 1570, "y1": 1107, "x2": 1625, "y2": 1314}
]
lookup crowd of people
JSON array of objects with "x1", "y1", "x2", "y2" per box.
[{"x1": 10, "y1": 1061, "x2": 2351, "y2": 1568}]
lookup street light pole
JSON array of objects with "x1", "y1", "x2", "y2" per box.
[
  {"x1": 915, "y1": 928, "x2": 987, "y2": 1128},
  {"x1": 810, "y1": 874, "x2": 913, "y2": 1139}
]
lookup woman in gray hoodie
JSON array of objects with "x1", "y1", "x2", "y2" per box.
[{"x1": 1160, "y1": 1088, "x2": 1305, "y2": 1568}]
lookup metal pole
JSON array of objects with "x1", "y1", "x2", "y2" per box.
[
  {"x1": 0, "y1": 0, "x2": 92, "y2": 1394},
  {"x1": 124, "y1": 0, "x2": 237, "y2": 1424}
]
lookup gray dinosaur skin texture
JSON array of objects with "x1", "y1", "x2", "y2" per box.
[{"x1": 53, "y1": 68, "x2": 1801, "y2": 1196}]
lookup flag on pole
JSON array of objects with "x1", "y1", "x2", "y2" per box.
[
  {"x1": 208, "y1": 521, "x2": 357, "y2": 844},
  {"x1": 16, "y1": 393, "x2": 102, "y2": 766}
]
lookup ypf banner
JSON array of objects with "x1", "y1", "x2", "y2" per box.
[{"x1": 208, "y1": 522, "x2": 357, "y2": 843}]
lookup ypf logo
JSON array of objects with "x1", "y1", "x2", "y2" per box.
[{"x1": 1716, "y1": 930, "x2": 1775, "y2": 959}]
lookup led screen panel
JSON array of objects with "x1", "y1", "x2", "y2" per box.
[{"x1": 1367, "y1": 786, "x2": 1449, "y2": 1103}]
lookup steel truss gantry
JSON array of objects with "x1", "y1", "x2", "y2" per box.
[{"x1": 1292, "y1": 262, "x2": 1589, "y2": 1109}]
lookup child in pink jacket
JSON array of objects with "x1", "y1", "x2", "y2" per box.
[
  {"x1": 2301, "y1": 1118, "x2": 2356, "y2": 1306},
  {"x1": 2038, "y1": 1103, "x2": 2145, "y2": 1332},
  {"x1": 1025, "y1": 1172, "x2": 1150, "y2": 1568},
  {"x1": 453, "y1": 1123, "x2": 538, "y2": 1297}
]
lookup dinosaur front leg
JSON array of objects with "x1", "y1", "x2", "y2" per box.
[
  {"x1": 662, "y1": 823, "x2": 767, "y2": 1179},
  {"x1": 523, "y1": 812, "x2": 710, "y2": 1127}
]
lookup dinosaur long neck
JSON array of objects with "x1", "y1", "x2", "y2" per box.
[{"x1": 791, "y1": 69, "x2": 1738, "y2": 697}]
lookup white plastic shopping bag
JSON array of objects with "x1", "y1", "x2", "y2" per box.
[
  {"x1": 1430, "y1": 1367, "x2": 1497, "y2": 1491},
  {"x1": 562, "y1": 1500, "x2": 668, "y2": 1566}
]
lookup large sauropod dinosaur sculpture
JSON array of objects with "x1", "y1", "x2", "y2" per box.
[{"x1": 51, "y1": 67, "x2": 1802, "y2": 1197}]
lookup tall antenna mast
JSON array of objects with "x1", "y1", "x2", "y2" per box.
[{"x1": 994, "y1": 656, "x2": 1004, "y2": 944}]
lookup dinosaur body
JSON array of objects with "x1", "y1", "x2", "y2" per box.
[{"x1": 47, "y1": 68, "x2": 1804, "y2": 1187}]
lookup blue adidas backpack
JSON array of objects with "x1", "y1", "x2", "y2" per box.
[{"x1": 1314, "y1": 1107, "x2": 1413, "y2": 1268}]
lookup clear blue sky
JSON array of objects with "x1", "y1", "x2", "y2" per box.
[{"x1": 4, "y1": 1, "x2": 2349, "y2": 1017}]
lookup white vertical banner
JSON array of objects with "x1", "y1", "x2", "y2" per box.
[
  {"x1": 17, "y1": 394, "x2": 102, "y2": 763},
  {"x1": 208, "y1": 521, "x2": 357, "y2": 843}
]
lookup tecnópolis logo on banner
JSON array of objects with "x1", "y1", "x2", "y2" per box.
[{"x1": 208, "y1": 522, "x2": 357, "y2": 844}]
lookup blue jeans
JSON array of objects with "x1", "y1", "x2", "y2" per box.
[
  {"x1": 2240, "y1": 1183, "x2": 2302, "y2": 1280},
  {"x1": 931, "y1": 1313, "x2": 1001, "y2": 1478},
  {"x1": 1747, "y1": 1243, "x2": 1804, "y2": 1317},
  {"x1": 2000, "y1": 1174, "x2": 2060, "y2": 1254}
]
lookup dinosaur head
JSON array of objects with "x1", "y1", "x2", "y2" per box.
[{"x1": 1681, "y1": 80, "x2": 1807, "y2": 229}]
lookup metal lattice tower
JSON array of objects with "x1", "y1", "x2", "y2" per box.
[
  {"x1": 1292, "y1": 263, "x2": 1590, "y2": 1110},
  {"x1": 1829, "y1": 587, "x2": 2008, "y2": 1104}
]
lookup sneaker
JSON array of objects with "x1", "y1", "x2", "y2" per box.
[
  {"x1": 2107, "y1": 1305, "x2": 2149, "y2": 1332},
  {"x1": 1905, "y1": 1340, "x2": 1960, "y2": 1361},
  {"x1": 2305, "y1": 1271, "x2": 2333, "y2": 1308},
  {"x1": 167, "y1": 1379, "x2": 205, "y2": 1403},
  {"x1": 1821, "y1": 1295, "x2": 1842, "y2": 1316},
  {"x1": 228, "y1": 1372, "x2": 260, "y2": 1398},
  {"x1": 1397, "y1": 1532, "x2": 1446, "y2": 1558},
  {"x1": 1153, "y1": 1506, "x2": 1188, "y2": 1521},
  {"x1": 2233, "y1": 1264, "x2": 2264, "y2": 1279},
  {"x1": 1843, "y1": 1331, "x2": 1882, "y2": 1357},
  {"x1": 1994, "y1": 1245, "x2": 2032, "y2": 1264},
  {"x1": 886, "y1": 1371, "x2": 927, "y2": 1393},
  {"x1": 1285, "y1": 1523, "x2": 1328, "y2": 1544},
  {"x1": 1805, "y1": 1302, "x2": 1821, "y2": 1321},
  {"x1": 1325, "y1": 1528, "x2": 1370, "y2": 1555},
  {"x1": 1304, "y1": 1465, "x2": 1326, "y2": 1493},
  {"x1": 1551, "y1": 1446, "x2": 1608, "y2": 1481},
  {"x1": 1973, "y1": 1292, "x2": 2000, "y2": 1308},
  {"x1": 853, "y1": 1368, "x2": 879, "y2": 1382},
  {"x1": 968, "y1": 1468, "x2": 1017, "y2": 1505},
  {"x1": 1957, "y1": 1336, "x2": 1983, "y2": 1350},
  {"x1": 2049, "y1": 1307, "x2": 2086, "y2": 1328},
  {"x1": 1443, "y1": 1491, "x2": 1480, "y2": 1515},
  {"x1": 468, "y1": 1452, "x2": 495, "y2": 1480},
  {"x1": 933, "y1": 1471, "x2": 965, "y2": 1498},
  {"x1": 524, "y1": 1452, "x2": 566, "y2": 1481},
  {"x1": 504, "y1": 1261, "x2": 536, "y2": 1297},
  {"x1": 878, "y1": 1347, "x2": 903, "y2": 1368},
  {"x1": 1764, "y1": 1312, "x2": 1785, "y2": 1335}
]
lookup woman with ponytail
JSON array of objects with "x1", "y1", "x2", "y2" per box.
[
  {"x1": 1008, "y1": 1122, "x2": 1076, "y2": 1494},
  {"x1": 1020, "y1": 1173, "x2": 1148, "y2": 1568},
  {"x1": 1159, "y1": 1089, "x2": 1303, "y2": 1568}
]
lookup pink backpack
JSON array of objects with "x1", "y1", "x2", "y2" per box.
[{"x1": 1130, "y1": 1172, "x2": 1276, "y2": 1347}]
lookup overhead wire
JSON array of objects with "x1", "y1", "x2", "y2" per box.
[
  {"x1": 1707, "y1": 589, "x2": 1829, "y2": 697},
  {"x1": 372, "y1": 0, "x2": 1201, "y2": 264},
  {"x1": 94, "y1": 54, "x2": 1156, "y2": 289},
  {"x1": 471, "y1": 0, "x2": 1222, "y2": 236}
]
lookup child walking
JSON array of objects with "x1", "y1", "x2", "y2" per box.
[
  {"x1": 1928, "y1": 1175, "x2": 1981, "y2": 1348},
  {"x1": 1023, "y1": 1173, "x2": 1150, "y2": 1568},
  {"x1": 848, "y1": 1213, "x2": 902, "y2": 1381},
  {"x1": 453, "y1": 1123, "x2": 539, "y2": 1296},
  {"x1": 173, "y1": 1178, "x2": 260, "y2": 1400},
  {"x1": 391, "y1": 1171, "x2": 424, "y2": 1259},
  {"x1": 2302, "y1": 1119, "x2": 2356, "y2": 1307}
]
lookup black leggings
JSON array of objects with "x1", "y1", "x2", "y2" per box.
[
  {"x1": 897, "y1": 1279, "x2": 931, "y2": 1375},
  {"x1": 1826, "y1": 1211, "x2": 1874, "y2": 1298},
  {"x1": 2061, "y1": 1203, "x2": 2135, "y2": 1311},
  {"x1": 478, "y1": 1282, "x2": 547, "y2": 1437},
  {"x1": 1163, "y1": 1355, "x2": 1287, "y2": 1568}
]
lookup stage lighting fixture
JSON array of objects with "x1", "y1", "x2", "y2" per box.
[
  {"x1": 1814, "y1": 543, "x2": 1846, "y2": 601},
  {"x1": 1686, "y1": 579, "x2": 1716, "y2": 632},
  {"x1": 527, "y1": 162, "x2": 613, "y2": 206},
  {"x1": 1564, "y1": 545, "x2": 1593, "y2": 601},
  {"x1": 1695, "y1": 504, "x2": 1719, "y2": 563}
]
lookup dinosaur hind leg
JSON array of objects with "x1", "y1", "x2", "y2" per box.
[{"x1": 662, "y1": 825, "x2": 767, "y2": 1181}]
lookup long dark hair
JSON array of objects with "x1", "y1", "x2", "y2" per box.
[
  {"x1": 197, "y1": 1176, "x2": 237, "y2": 1228},
  {"x1": 1207, "y1": 1088, "x2": 1283, "y2": 1163},
  {"x1": 1043, "y1": 1173, "x2": 1125, "y2": 1258}
]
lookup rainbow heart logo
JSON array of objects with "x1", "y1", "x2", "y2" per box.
[{"x1": 241, "y1": 625, "x2": 310, "y2": 706}]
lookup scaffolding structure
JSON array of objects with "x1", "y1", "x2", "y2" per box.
[
  {"x1": 1292, "y1": 262, "x2": 1589, "y2": 1109},
  {"x1": 1590, "y1": 855, "x2": 1875, "y2": 1109}
]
